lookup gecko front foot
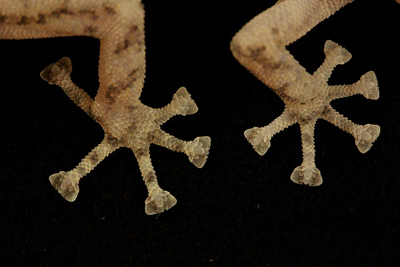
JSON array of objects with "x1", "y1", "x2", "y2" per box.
[
  {"x1": 185, "y1": 136, "x2": 211, "y2": 168},
  {"x1": 49, "y1": 171, "x2": 80, "y2": 202},
  {"x1": 244, "y1": 127, "x2": 271, "y2": 156},
  {"x1": 145, "y1": 189, "x2": 177, "y2": 215},
  {"x1": 354, "y1": 124, "x2": 380, "y2": 153},
  {"x1": 290, "y1": 166, "x2": 322, "y2": 186}
]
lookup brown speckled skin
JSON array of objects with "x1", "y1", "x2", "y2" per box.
[
  {"x1": 231, "y1": 0, "x2": 381, "y2": 186},
  {"x1": 0, "y1": 0, "x2": 211, "y2": 215}
]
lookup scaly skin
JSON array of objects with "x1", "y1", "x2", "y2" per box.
[
  {"x1": 231, "y1": 0, "x2": 383, "y2": 185},
  {"x1": 0, "y1": 0, "x2": 210, "y2": 214}
]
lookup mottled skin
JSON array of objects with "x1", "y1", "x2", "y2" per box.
[
  {"x1": 0, "y1": 0, "x2": 210, "y2": 215},
  {"x1": 230, "y1": 0, "x2": 394, "y2": 185}
]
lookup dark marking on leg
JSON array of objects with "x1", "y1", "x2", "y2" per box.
[
  {"x1": 104, "y1": 6, "x2": 117, "y2": 15},
  {"x1": 321, "y1": 105, "x2": 331, "y2": 116},
  {"x1": 127, "y1": 105, "x2": 138, "y2": 112},
  {"x1": 275, "y1": 83, "x2": 290, "y2": 98},
  {"x1": 271, "y1": 27, "x2": 279, "y2": 35},
  {"x1": 122, "y1": 68, "x2": 139, "y2": 89},
  {"x1": 128, "y1": 67, "x2": 138, "y2": 78},
  {"x1": 17, "y1": 16, "x2": 29, "y2": 25},
  {"x1": 79, "y1": 9, "x2": 99, "y2": 20},
  {"x1": 114, "y1": 25, "x2": 142, "y2": 54},
  {"x1": 84, "y1": 26, "x2": 98, "y2": 34},
  {"x1": 106, "y1": 68, "x2": 139, "y2": 101},
  {"x1": 89, "y1": 152, "x2": 99, "y2": 163},
  {"x1": 106, "y1": 136, "x2": 120, "y2": 146},
  {"x1": 266, "y1": 60, "x2": 282, "y2": 70},
  {"x1": 144, "y1": 172, "x2": 157, "y2": 185},
  {"x1": 50, "y1": 8, "x2": 74, "y2": 19},
  {"x1": 248, "y1": 45, "x2": 266, "y2": 61},
  {"x1": 299, "y1": 116, "x2": 313, "y2": 124},
  {"x1": 105, "y1": 86, "x2": 117, "y2": 104},
  {"x1": 135, "y1": 148, "x2": 147, "y2": 158},
  {"x1": 37, "y1": 14, "x2": 46, "y2": 24},
  {"x1": 302, "y1": 133, "x2": 313, "y2": 144},
  {"x1": 246, "y1": 45, "x2": 282, "y2": 69},
  {"x1": 0, "y1": 15, "x2": 6, "y2": 24}
]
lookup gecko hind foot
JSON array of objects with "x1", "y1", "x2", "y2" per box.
[
  {"x1": 40, "y1": 57, "x2": 72, "y2": 85},
  {"x1": 244, "y1": 127, "x2": 271, "y2": 156},
  {"x1": 174, "y1": 87, "x2": 198, "y2": 115},
  {"x1": 49, "y1": 171, "x2": 80, "y2": 202},
  {"x1": 290, "y1": 166, "x2": 323, "y2": 186},
  {"x1": 145, "y1": 189, "x2": 177, "y2": 215},
  {"x1": 360, "y1": 71, "x2": 379, "y2": 100},
  {"x1": 355, "y1": 124, "x2": 380, "y2": 153},
  {"x1": 186, "y1": 136, "x2": 211, "y2": 168}
]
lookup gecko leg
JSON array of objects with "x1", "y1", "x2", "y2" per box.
[
  {"x1": 49, "y1": 137, "x2": 120, "y2": 202},
  {"x1": 150, "y1": 129, "x2": 211, "y2": 168},
  {"x1": 132, "y1": 146, "x2": 177, "y2": 215}
]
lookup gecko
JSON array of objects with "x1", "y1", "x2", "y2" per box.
[
  {"x1": 231, "y1": 0, "x2": 400, "y2": 186},
  {"x1": 0, "y1": 0, "x2": 211, "y2": 215}
]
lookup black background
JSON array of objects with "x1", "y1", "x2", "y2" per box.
[{"x1": 1, "y1": 0, "x2": 399, "y2": 266}]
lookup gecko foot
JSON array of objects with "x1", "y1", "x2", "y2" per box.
[
  {"x1": 173, "y1": 87, "x2": 198, "y2": 115},
  {"x1": 186, "y1": 136, "x2": 211, "y2": 168},
  {"x1": 324, "y1": 40, "x2": 352, "y2": 65},
  {"x1": 40, "y1": 57, "x2": 72, "y2": 85},
  {"x1": 244, "y1": 127, "x2": 271, "y2": 156},
  {"x1": 290, "y1": 166, "x2": 323, "y2": 186},
  {"x1": 49, "y1": 171, "x2": 80, "y2": 202},
  {"x1": 354, "y1": 124, "x2": 380, "y2": 153},
  {"x1": 360, "y1": 71, "x2": 379, "y2": 100},
  {"x1": 145, "y1": 189, "x2": 177, "y2": 215}
]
